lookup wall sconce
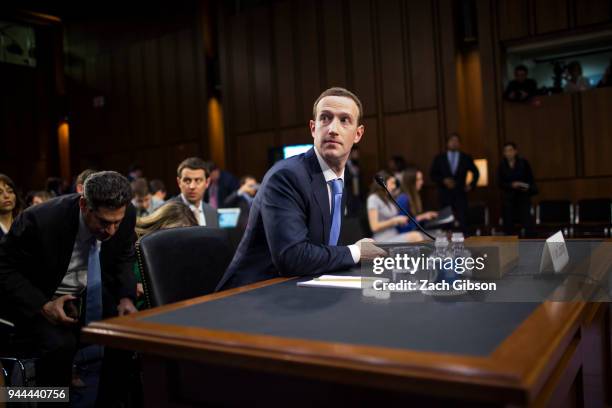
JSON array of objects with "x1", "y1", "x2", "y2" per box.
[{"x1": 466, "y1": 158, "x2": 488, "y2": 187}]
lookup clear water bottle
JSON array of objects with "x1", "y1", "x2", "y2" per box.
[
  {"x1": 430, "y1": 236, "x2": 453, "y2": 283},
  {"x1": 451, "y1": 232, "x2": 473, "y2": 277}
]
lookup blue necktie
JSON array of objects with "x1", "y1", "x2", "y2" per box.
[
  {"x1": 328, "y1": 179, "x2": 343, "y2": 246},
  {"x1": 86, "y1": 240, "x2": 102, "y2": 324},
  {"x1": 450, "y1": 152, "x2": 459, "y2": 175}
]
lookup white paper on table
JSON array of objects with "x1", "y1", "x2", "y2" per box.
[{"x1": 297, "y1": 275, "x2": 377, "y2": 290}]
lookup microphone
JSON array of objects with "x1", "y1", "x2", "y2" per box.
[{"x1": 374, "y1": 175, "x2": 435, "y2": 240}]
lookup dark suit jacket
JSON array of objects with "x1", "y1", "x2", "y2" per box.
[
  {"x1": 223, "y1": 191, "x2": 251, "y2": 231},
  {"x1": 169, "y1": 195, "x2": 219, "y2": 228},
  {"x1": 0, "y1": 194, "x2": 137, "y2": 323},
  {"x1": 430, "y1": 150, "x2": 479, "y2": 203},
  {"x1": 498, "y1": 156, "x2": 537, "y2": 198},
  {"x1": 216, "y1": 148, "x2": 355, "y2": 290},
  {"x1": 204, "y1": 170, "x2": 240, "y2": 208}
]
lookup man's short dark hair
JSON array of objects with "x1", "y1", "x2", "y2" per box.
[
  {"x1": 76, "y1": 169, "x2": 97, "y2": 186},
  {"x1": 515, "y1": 65, "x2": 528, "y2": 74},
  {"x1": 239, "y1": 175, "x2": 256, "y2": 186},
  {"x1": 503, "y1": 141, "x2": 517, "y2": 149},
  {"x1": 177, "y1": 157, "x2": 209, "y2": 178},
  {"x1": 149, "y1": 179, "x2": 166, "y2": 194},
  {"x1": 312, "y1": 87, "x2": 363, "y2": 124},
  {"x1": 83, "y1": 171, "x2": 132, "y2": 210},
  {"x1": 447, "y1": 133, "x2": 460, "y2": 141},
  {"x1": 131, "y1": 178, "x2": 150, "y2": 198}
]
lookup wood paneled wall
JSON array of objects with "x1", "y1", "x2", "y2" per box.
[
  {"x1": 64, "y1": 6, "x2": 209, "y2": 196},
  {"x1": 487, "y1": 0, "x2": 612, "y2": 203},
  {"x1": 220, "y1": 0, "x2": 612, "y2": 221},
  {"x1": 220, "y1": 0, "x2": 447, "y2": 207}
]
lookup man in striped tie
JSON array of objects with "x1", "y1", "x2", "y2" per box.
[{"x1": 217, "y1": 87, "x2": 385, "y2": 291}]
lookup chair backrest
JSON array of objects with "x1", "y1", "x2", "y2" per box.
[
  {"x1": 137, "y1": 227, "x2": 233, "y2": 308},
  {"x1": 576, "y1": 198, "x2": 612, "y2": 224},
  {"x1": 536, "y1": 200, "x2": 573, "y2": 224}
]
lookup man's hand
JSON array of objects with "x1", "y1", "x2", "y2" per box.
[
  {"x1": 443, "y1": 178, "x2": 455, "y2": 189},
  {"x1": 117, "y1": 297, "x2": 138, "y2": 316},
  {"x1": 41, "y1": 295, "x2": 78, "y2": 326},
  {"x1": 136, "y1": 283, "x2": 144, "y2": 298},
  {"x1": 355, "y1": 238, "x2": 387, "y2": 261},
  {"x1": 419, "y1": 211, "x2": 438, "y2": 221}
]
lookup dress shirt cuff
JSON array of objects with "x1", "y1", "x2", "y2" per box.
[{"x1": 348, "y1": 244, "x2": 360, "y2": 264}]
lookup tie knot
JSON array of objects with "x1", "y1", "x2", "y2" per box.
[{"x1": 329, "y1": 178, "x2": 343, "y2": 195}]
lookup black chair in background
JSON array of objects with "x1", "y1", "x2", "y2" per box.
[
  {"x1": 574, "y1": 198, "x2": 612, "y2": 238},
  {"x1": 137, "y1": 227, "x2": 234, "y2": 308},
  {"x1": 466, "y1": 202, "x2": 489, "y2": 236},
  {"x1": 535, "y1": 200, "x2": 573, "y2": 238},
  {"x1": 0, "y1": 319, "x2": 37, "y2": 388}
]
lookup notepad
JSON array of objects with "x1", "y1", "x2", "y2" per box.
[{"x1": 297, "y1": 275, "x2": 380, "y2": 290}]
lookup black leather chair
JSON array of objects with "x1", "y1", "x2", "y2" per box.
[
  {"x1": 466, "y1": 202, "x2": 490, "y2": 236},
  {"x1": 535, "y1": 200, "x2": 573, "y2": 238},
  {"x1": 0, "y1": 319, "x2": 37, "y2": 387},
  {"x1": 137, "y1": 227, "x2": 233, "y2": 308},
  {"x1": 574, "y1": 198, "x2": 612, "y2": 238}
]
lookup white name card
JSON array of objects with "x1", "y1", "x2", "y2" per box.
[{"x1": 539, "y1": 231, "x2": 569, "y2": 273}]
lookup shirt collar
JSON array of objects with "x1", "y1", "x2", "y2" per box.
[
  {"x1": 180, "y1": 194, "x2": 203, "y2": 212},
  {"x1": 78, "y1": 210, "x2": 95, "y2": 243},
  {"x1": 314, "y1": 147, "x2": 345, "y2": 183}
]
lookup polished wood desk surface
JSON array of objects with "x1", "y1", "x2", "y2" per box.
[{"x1": 82, "y1": 238, "x2": 612, "y2": 405}]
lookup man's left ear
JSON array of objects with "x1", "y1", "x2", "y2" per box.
[{"x1": 354, "y1": 124, "x2": 365, "y2": 143}]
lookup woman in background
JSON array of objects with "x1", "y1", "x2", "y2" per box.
[
  {"x1": 367, "y1": 171, "x2": 420, "y2": 242},
  {"x1": 134, "y1": 201, "x2": 198, "y2": 308},
  {"x1": 397, "y1": 167, "x2": 438, "y2": 241},
  {"x1": 0, "y1": 174, "x2": 22, "y2": 238}
]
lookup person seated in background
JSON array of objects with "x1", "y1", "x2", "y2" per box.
[
  {"x1": 367, "y1": 171, "x2": 422, "y2": 243},
  {"x1": 223, "y1": 175, "x2": 259, "y2": 230},
  {"x1": 223, "y1": 175, "x2": 258, "y2": 209},
  {"x1": 396, "y1": 167, "x2": 438, "y2": 240},
  {"x1": 75, "y1": 168, "x2": 97, "y2": 194},
  {"x1": 0, "y1": 171, "x2": 137, "y2": 404},
  {"x1": 430, "y1": 133, "x2": 479, "y2": 233},
  {"x1": 171, "y1": 157, "x2": 218, "y2": 227},
  {"x1": 504, "y1": 65, "x2": 537, "y2": 102},
  {"x1": 564, "y1": 61, "x2": 591, "y2": 93},
  {"x1": 597, "y1": 59, "x2": 612, "y2": 88},
  {"x1": 498, "y1": 142, "x2": 536, "y2": 236},
  {"x1": 45, "y1": 176, "x2": 69, "y2": 197},
  {"x1": 25, "y1": 190, "x2": 54, "y2": 208},
  {"x1": 204, "y1": 161, "x2": 239, "y2": 209},
  {"x1": 133, "y1": 201, "x2": 198, "y2": 308},
  {"x1": 131, "y1": 177, "x2": 163, "y2": 217},
  {"x1": 126, "y1": 163, "x2": 144, "y2": 182},
  {"x1": 0, "y1": 174, "x2": 22, "y2": 238},
  {"x1": 149, "y1": 178, "x2": 167, "y2": 207},
  {"x1": 216, "y1": 87, "x2": 384, "y2": 291}
]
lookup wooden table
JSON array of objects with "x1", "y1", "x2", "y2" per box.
[{"x1": 82, "y1": 241, "x2": 612, "y2": 407}]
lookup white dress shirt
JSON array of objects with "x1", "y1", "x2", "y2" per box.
[
  {"x1": 313, "y1": 147, "x2": 360, "y2": 263},
  {"x1": 180, "y1": 194, "x2": 207, "y2": 226},
  {"x1": 55, "y1": 212, "x2": 100, "y2": 296}
]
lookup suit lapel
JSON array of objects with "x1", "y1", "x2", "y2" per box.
[
  {"x1": 306, "y1": 149, "x2": 331, "y2": 244},
  {"x1": 58, "y1": 197, "x2": 81, "y2": 280}
]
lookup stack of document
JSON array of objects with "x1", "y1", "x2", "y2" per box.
[{"x1": 297, "y1": 275, "x2": 372, "y2": 289}]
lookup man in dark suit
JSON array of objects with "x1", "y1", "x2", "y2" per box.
[
  {"x1": 223, "y1": 175, "x2": 258, "y2": 230},
  {"x1": 171, "y1": 157, "x2": 219, "y2": 227},
  {"x1": 204, "y1": 161, "x2": 240, "y2": 209},
  {"x1": 0, "y1": 171, "x2": 137, "y2": 399},
  {"x1": 217, "y1": 87, "x2": 383, "y2": 290},
  {"x1": 430, "y1": 133, "x2": 479, "y2": 232}
]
